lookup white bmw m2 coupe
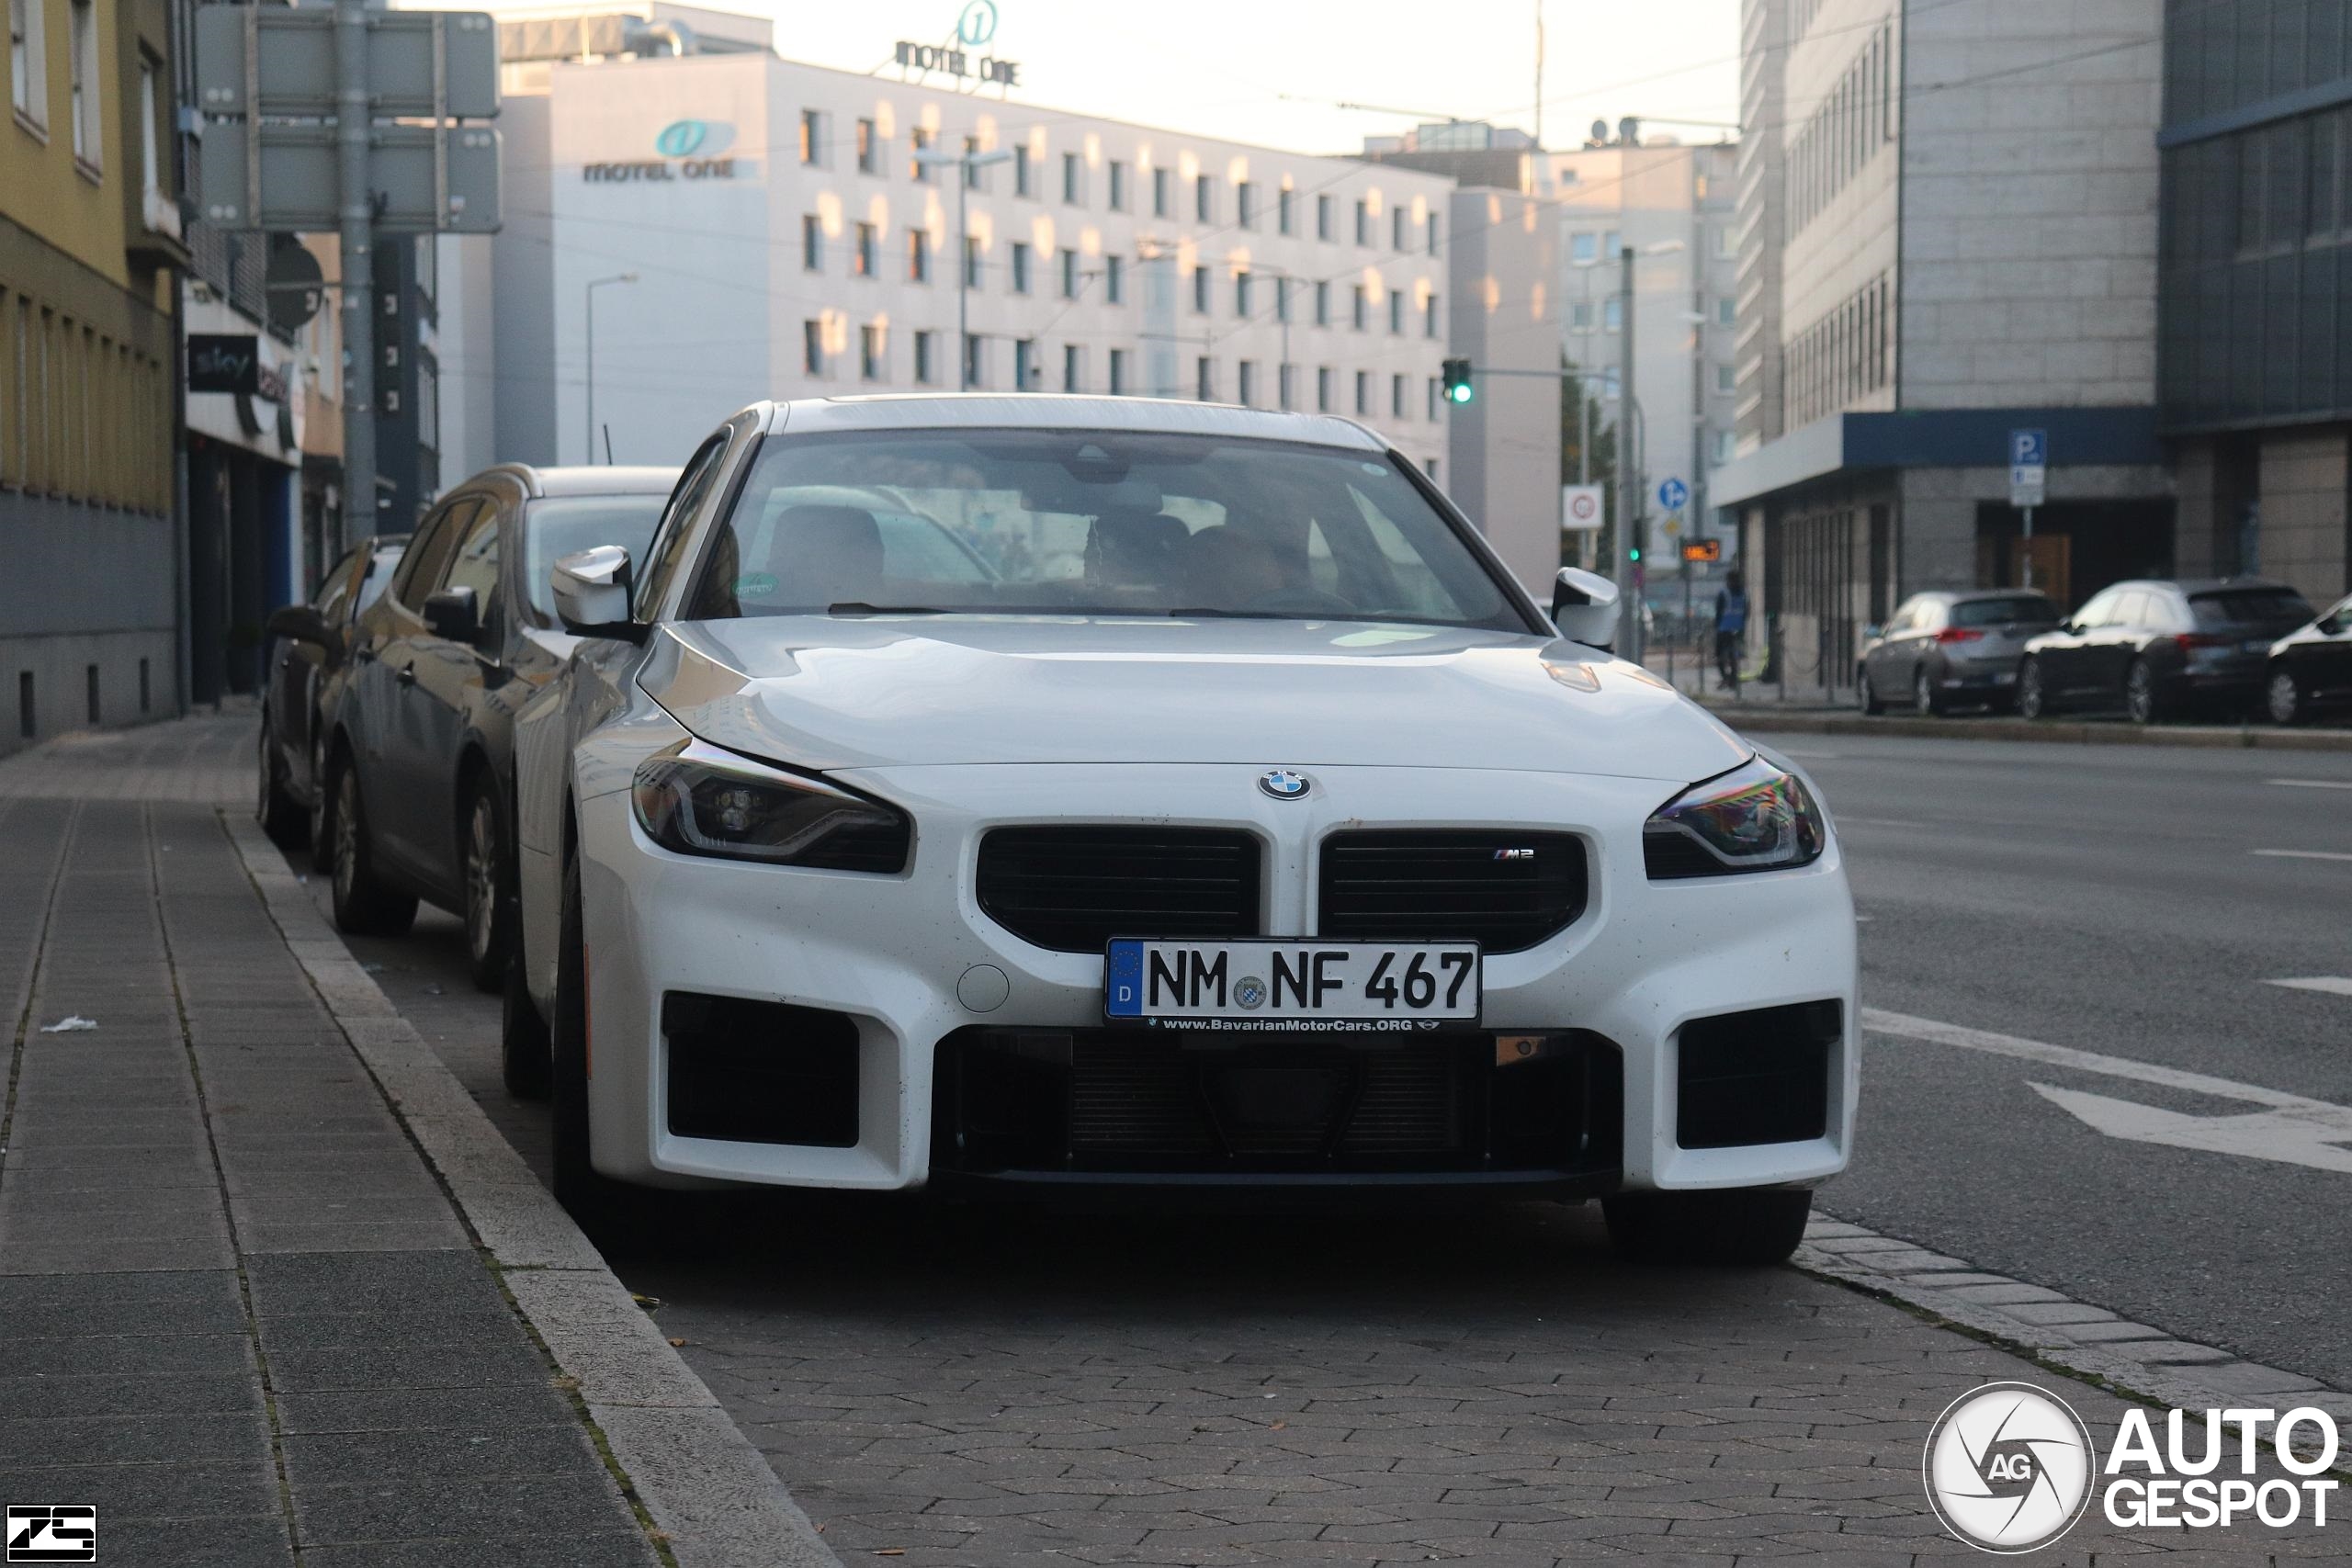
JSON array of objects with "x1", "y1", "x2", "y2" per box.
[{"x1": 504, "y1": 396, "x2": 1855, "y2": 1264}]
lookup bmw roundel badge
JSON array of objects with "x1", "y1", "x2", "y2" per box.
[{"x1": 1258, "y1": 769, "x2": 1310, "y2": 801}]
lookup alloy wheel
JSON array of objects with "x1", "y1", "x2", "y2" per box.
[
  {"x1": 2268, "y1": 669, "x2": 2301, "y2": 727},
  {"x1": 2018, "y1": 660, "x2": 2043, "y2": 720},
  {"x1": 466, "y1": 792, "x2": 499, "y2": 967},
  {"x1": 255, "y1": 725, "x2": 276, "y2": 825},
  {"x1": 1913, "y1": 668, "x2": 1935, "y2": 716},
  {"x1": 334, "y1": 769, "x2": 361, "y2": 906},
  {"x1": 2126, "y1": 662, "x2": 2155, "y2": 724}
]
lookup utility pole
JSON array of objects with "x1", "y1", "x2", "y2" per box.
[
  {"x1": 1616, "y1": 243, "x2": 1641, "y2": 664},
  {"x1": 335, "y1": 0, "x2": 374, "y2": 550}
]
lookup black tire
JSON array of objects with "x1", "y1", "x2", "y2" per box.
[
  {"x1": 307, "y1": 731, "x2": 336, "y2": 874},
  {"x1": 256, "y1": 720, "x2": 304, "y2": 841},
  {"x1": 460, "y1": 777, "x2": 512, "y2": 994},
  {"x1": 551, "y1": 850, "x2": 631, "y2": 1225},
  {"x1": 2017, "y1": 657, "x2": 2047, "y2": 720},
  {"x1": 2124, "y1": 657, "x2": 2167, "y2": 726},
  {"x1": 329, "y1": 758, "x2": 419, "y2": 937},
  {"x1": 2267, "y1": 666, "x2": 2305, "y2": 727},
  {"x1": 1857, "y1": 667, "x2": 1883, "y2": 715},
  {"x1": 1601, "y1": 1187, "x2": 1814, "y2": 1266},
  {"x1": 1912, "y1": 665, "x2": 1944, "y2": 717},
  {"x1": 501, "y1": 953, "x2": 552, "y2": 1100}
]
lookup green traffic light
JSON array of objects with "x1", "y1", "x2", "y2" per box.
[
  {"x1": 1629, "y1": 547, "x2": 1641, "y2": 561},
  {"x1": 1447, "y1": 383, "x2": 1473, "y2": 404}
]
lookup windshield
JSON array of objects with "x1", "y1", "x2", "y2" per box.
[
  {"x1": 683, "y1": 430, "x2": 1528, "y2": 632},
  {"x1": 1951, "y1": 594, "x2": 2058, "y2": 628},
  {"x1": 525, "y1": 495, "x2": 669, "y2": 620},
  {"x1": 2189, "y1": 588, "x2": 2313, "y2": 627}
]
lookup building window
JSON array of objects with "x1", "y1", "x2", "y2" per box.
[
  {"x1": 139, "y1": 57, "x2": 162, "y2": 209},
  {"x1": 1603, "y1": 296, "x2": 1623, "y2": 331},
  {"x1": 801, "y1": 215, "x2": 822, "y2": 271},
  {"x1": 854, "y1": 222, "x2": 876, "y2": 276},
  {"x1": 910, "y1": 126, "x2": 934, "y2": 182},
  {"x1": 1195, "y1": 174, "x2": 1214, "y2": 221},
  {"x1": 1011, "y1": 242, "x2": 1032, "y2": 294},
  {"x1": 1316, "y1": 194, "x2": 1333, "y2": 241},
  {"x1": 1351, "y1": 286, "x2": 1367, "y2": 331},
  {"x1": 1428, "y1": 213, "x2": 1441, "y2": 257},
  {"x1": 1192, "y1": 265, "x2": 1209, "y2": 314},
  {"x1": 1353, "y1": 369, "x2": 1370, "y2": 415},
  {"x1": 860, "y1": 323, "x2": 885, "y2": 381},
  {"x1": 1279, "y1": 363, "x2": 1296, "y2": 410},
  {"x1": 802, "y1": 319, "x2": 825, "y2": 377},
  {"x1": 1316, "y1": 367, "x2": 1332, "y2": 412},
  {"x1": 1273, "y1": 277, "x2": 1290, "y2": 323},
  {"x1": 1278, "y1": 186, "x2": 1295, "y2": 235},
  {"x1": 1424, "y1": 294, "x2": 1439, "y2": 338},
  {"x1": 856, "y1": 118, "x2": 876, "y2": 173},
  {"x1": 1571, "y1": 231, "x2": 1597, "y2": 265},
  {"x1": 914, "y1": 330, "x2": 937, "y2": 384},
  {"x1": 1152, "y1": 166, "x2": 1170, "y2": 217},
  {"x1": 963, "y1": 333, "x2": 983, "y2": 388},
  {"x1": 1603, "y1": 228, "x2": 1621, "y2": 256},
  {"x1": 964, "y1": 235, "x2": 981, "y2": 288},
  {"x1": 1012, "y1": 142, "x2": 1033, "y2": 196},
  {"x1": 1108, "y1": 160, "x2": 1127, "y2": 210},
  {"x1": 1234, "y1": 270, "x2": 1251, "y2": 317},
  {"x1": 1109, "y1": 346, "x2": 1128, "y2": 395},
  {"x1": 1104, "y1": 254, "x2": 1124, "y2": 303},
  {"x1": 1353, "y1": 199, "x2": 1370, "y2": 246},
  {"x1": 68, "y1": 0, "x2": 97, "y2": 169},
  {"x1": 1388, "y1": 291, "x2": 1404, "y2": 335},
  {"x1": 1059, "y1": 248, "x2": 1079, "y2": 299},
  {"x1": 1063, "y1": 344, "x2": 1082, "y2": 391},
  {"x1": 1426, "y1": 378, "x2": 1439, "y2": 420},
  {"x1": 1717, "y1": 297, "x2": 1736, "y2": 326},
  {"x1": 1062, "y1": 151, "x2": 1083, "y2": 204},
  {"x1": 10, "y1": 0, "x2": 47, "y2": 129},
  {"x1": 1392, "y1": 208, "x2": 1408, "y2": 250},
  {"x1": 1716, "y1": 363, "x2": 1736, "y2": 392},
  {"x1": 1237, "y1": 181, "x2": 1256, "y2": 229},
  {"x1": 1314, "y1": 280, "x2": 1330, "y2": 326},
  {"x1": 1571, "y1": 300, "x2": 1592, "y2": 330},
  {"x1": 1390, "y1": 373, "x2": 1406, "y2": 417},
  {"x1": 798, "y1": 108, "x2": 821, "y2": 165},
  {"x1": 1196, "y1": 356, "x2": 1215, "y2": 400},
  {"x1": 1014, "y1": 337, "x2": 1036, "y2": 389},
  {"x1": 962, "y1": 136, "x2": 984, "y2": 188},
  {"x1": 909, "y1": 230, "x2": 931, "y2": 282},
  {"x1": 1238, "y1": 360, "x2": 1257, "y2": 406},
  {"x1": 1425, "y1": 457, "x2": 1438, "y2": 483}
]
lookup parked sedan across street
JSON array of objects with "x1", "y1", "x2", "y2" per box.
[
  {"x1": 501, "y1": 395, "x2": 1858, "y2": 1267},
  {"x1": 312, "y1": 463, "x2": 676, "y2": 993},
  {"x1": 2265, "y1": 590, "x2": 2352, "y2": 724},
  {"x1": 1857, "y1": 588, "x2": 2059, "y2": 716},
  {"x1": 258, "y1": 534, "x2": 409, "y2": 863},
  {"x1": 2018, "y1": 577, "x2": 2313, "y2": 724}
]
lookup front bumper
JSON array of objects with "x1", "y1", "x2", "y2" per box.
[{"x1": 574, "y1": 760, "x2": 1859, "y2": 1197}]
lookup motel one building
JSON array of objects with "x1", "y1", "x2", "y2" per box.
[{"x1": 466, "y1": 9, "x2": 1543, "y2": 574}]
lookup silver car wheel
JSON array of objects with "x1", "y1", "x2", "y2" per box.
[
  {"x1": 2267, "y1": 669, "x2": 2301, "y2": 726},
  {"x1": 334, "y1": 768, "x2": 361, "y2": 905},
  {"x1": 466, "y1": 792, "x2": 499, "y2": 966}
]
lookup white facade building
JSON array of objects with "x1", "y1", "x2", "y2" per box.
[{"x1": 481, "y1": 35, "x2": 1459, "y2": 516}]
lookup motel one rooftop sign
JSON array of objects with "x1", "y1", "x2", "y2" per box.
[{"x1": 897, "y1": 0, "x2": 1021, "y2": 88}]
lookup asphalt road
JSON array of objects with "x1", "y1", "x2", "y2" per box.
[{"x1": 1758, "y1": 732, "x2": 2352, "y2": 1390}]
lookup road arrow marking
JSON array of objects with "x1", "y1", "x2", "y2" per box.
[
  {"x1": 1862, "y1": 1008, "x2": 2337, "y2": 1112},
  {"x1": 2265, "y1": 976, "x2": 2352, "y2": 997},
  {"x1": 2027, "y1": 1083, "x2": 2352, "y2": 1174}
]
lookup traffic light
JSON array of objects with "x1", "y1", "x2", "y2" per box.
[{"x1": 1441, "y1": 358, "x2": 1474, "y2": 404}]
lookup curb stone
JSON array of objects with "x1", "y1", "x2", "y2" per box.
[
  {"x1": 224, "y1": 813, "x2": 843, "y2": 1568},
  {"x1": 1798, "y1": 1215, "x2": 2352, "y2": 1443}
]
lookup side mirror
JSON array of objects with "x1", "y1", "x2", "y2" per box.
[
  {"x1": 1863, "y1": 623, "x2": 1883, "y2": 641},
  {"x1": 266, "y1": 604, "x2": 332, "y2": 647},
  {"x1": 422, "y1": 586, "x2": 481, "y2": 645},
  {"x1": 1548, "y1": 567, "x2": 1621, "y2": 649},
  {"x1": 552, "y1": 545, "x2": 647, "y2": 642},
  {"x1": 2319, "y1": 615, "x2": 2345, "y2": 637}
]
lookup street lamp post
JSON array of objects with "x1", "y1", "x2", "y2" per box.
[
  {"x1": 585, "y1": 272, "x2": 638, "y2": 464},
  {"x1": 915, "y1": 144, "x2": 1014, "y2": 389}
]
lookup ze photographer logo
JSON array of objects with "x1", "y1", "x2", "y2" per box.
[
  {"x1": 1924, "y1": 1385, "x2": 2343, "y2": 1552},
  {"x1": 5, "y1": 1506, "x2": 96, "y2": 1563}
]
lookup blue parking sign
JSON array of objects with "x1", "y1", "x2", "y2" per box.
[{"x1": 2010, "y1": 429, "x2": 2047, "y2": 468}]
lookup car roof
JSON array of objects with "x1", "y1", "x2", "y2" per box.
[
  {"x1": 764, "y1": 393, "x2": 1388, "y2": 451},
  {"x1": 1917, "y1": 587, "x2": 2056, "y2": 602},
  {"x1": 457, "y1": 464, "x2": 681, "y2": 500}
]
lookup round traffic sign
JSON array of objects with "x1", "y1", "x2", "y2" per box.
[
  {"x1": 1657, "y1": 477, "x2": 1690, "y2": 512},
  {"x1": 1566, "y1": 491, "x2": 1599, "y2": 524}
]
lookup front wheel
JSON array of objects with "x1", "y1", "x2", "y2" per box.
[
  {"x1": 1601, "y1": 1188, "x2": 1813, "y2": 1266},
  {"x1": 256, "y1": 722, "x2": 303, "y2": 840},
  {"x1": 2124, "y1": 658, "x2": 2167, "y2": 726},
  {"x1": 460, "y1": 779, "x2": 512, "y2": 994},
  {"x1": 307, "y1": 732, "x2": 335, "y2": 874},
  {"x1": 1912, "y1": 665, "x2": 1944, "y2": 717},
  {"x1": 551, "y1": 851, "x2": 635, "y2": 1229},
  {"x1": 330, "y1": 761, "x2": 418, "y2": 937},
  {"x1": 2267, "y1": 667, "x2": 2305, "y2": 727},
  {"x1": 2017, "y1": 658, "x2": 2047, "y2": 720},
  {"x1": 1857, "y1": 668, "x2": 1883, "y2": 716}
]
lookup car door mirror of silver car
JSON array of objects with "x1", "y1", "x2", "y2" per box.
[
  {"x1": 1863, "y1": 623, "x2": 1883, "y2": 641},
  {"x1": 551, "y1": 546, "x2": 649, "y2": 643},
  {"x1": 422, "y1": 586, "x2": 481, "y2": 646},
  {"x1": 266, "y1": 604, "x2": 333, "y2": 648},
  {"x1": 1549, "y1": 567, "x2": 1620, "y2": 649}
]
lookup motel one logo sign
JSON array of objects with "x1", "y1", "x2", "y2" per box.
[{"x1": 582, "y1": 119, "x2": 740, "y2": 183}]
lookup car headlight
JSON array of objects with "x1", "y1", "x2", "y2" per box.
[
  {"x1": 630, "y1": 739, "x2": 910, "y2": 872},
  {"x1": 1644, "y1": 756, "x2": 1826, "y2": 878}
]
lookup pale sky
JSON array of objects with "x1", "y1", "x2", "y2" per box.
[{"x1": 738, "y1": 0, "x2": 1743, "y2": 156}]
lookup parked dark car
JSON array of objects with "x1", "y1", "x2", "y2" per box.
[
  {"x1": 2018, "y1": 577, "x2": 2315, "y2": 724},
  {"x1": 1858, "y1": 589, "x2": 2060, "y2": 715},
  {"x1": 258, "y1": 535, "x2": 410, "y2": 866},
  {"x1": 316, "y1": 465, "x2": 677, "y2": 989},
  {"x1": 2266, "y1": 592, "x2": 2352, "y2": 725}
]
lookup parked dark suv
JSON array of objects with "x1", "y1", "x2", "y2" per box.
[
  {"x1": 2018, "y1": 578, "x2": 2314, "y2": 724},
  {"x1": 258, "y1": 535, "x2": 410, "y2": 867},
  {"x1": 1858, "y1": 589, "x2": 2060, "y2": 715},
  {"x1": 316, "y1": 465, "x2": 675, "y2": 988},
  {"x1": 2266, "y1": 592, "x2": 2352, "y2": 725}
]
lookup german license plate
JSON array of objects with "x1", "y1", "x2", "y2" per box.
[{"x1": 1104, "y1": 939, "x2": 1481, "y2": 1030}]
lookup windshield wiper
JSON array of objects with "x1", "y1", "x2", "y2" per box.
[{"x1": 826, "y1": 602, "x2": 953, "y2": 615}]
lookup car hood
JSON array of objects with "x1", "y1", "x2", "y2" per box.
[{"x1": 637, "y1": 615, "x2": 1751, "y2": 784}]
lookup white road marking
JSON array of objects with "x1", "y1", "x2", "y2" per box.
[
  {"x1": 2265, "y1": 976, "x2": 2352, "y2": 998},
  {"x1": 1841, "y1": 816, "x2": 1928, "y2": 829},
  {"x1": 1864, "y1": 1007, "x2": 2352, "y2": 1174},
  {"x1": 1854, "y1": 914, "x2": 1875, "y2": 923},
  {"x1": 2268, "y1": 778, "x2": 2352, "y2": 790},
  {"x1": 2252, "y1": 849, "x2": 2352, "y2": 863}
]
